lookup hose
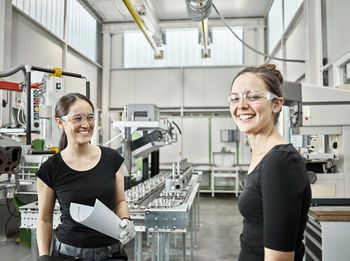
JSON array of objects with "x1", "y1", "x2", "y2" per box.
[
  {"x1": 185, "y1": 0, "x2": 212, "y2": 21},
  {"x1": 0, "y1": 64, "x2": 26, "y2": 78},
  {"x1": 212, "y1": 3, "x2": 306, "y2": 63},
  {"x1": 172, "y1": 121, "x2": 182, "y2": 135}
]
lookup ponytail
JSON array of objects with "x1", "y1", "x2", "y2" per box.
[{"x1": 59, "y1": 131, "x2": 68, "y2": 151}]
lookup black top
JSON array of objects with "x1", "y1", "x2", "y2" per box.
[
  {"x1": 238, "y1": 144, "x2": 311, "y2": 261},
  {"x1": 36, "y1": 146, "x2": 124, "y2": 248}
]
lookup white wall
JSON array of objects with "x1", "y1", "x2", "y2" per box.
[
  {"x1": 11, "y1": 10, "x2": 63, "y2": 76},
  {"x1": 269, "y1": 0, "x2": 350, "y2": 84},
  {"x1": 65, "y1": 49, "x2": 99, "y2": 106},
  {"x1": 285, "y1": 14, "x2": 306, "y2": 81},
  {"x1": 10, "y1": 8, "x2": 100, "y2": 104},
  {"x1": 110, "y1": 67, "x2": 244, "y2": 108},
  {"x1": 183, "y1": 67, "x2": 240, "y2": 107},
  {"x1": 110, "y1": 68, "x2": 182, "y2": 107},
  {"x1": 325, "y1": 0, "x2": 350, "y2": 65}
]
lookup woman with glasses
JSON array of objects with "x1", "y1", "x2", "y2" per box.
[
  {"x1": 229, "y1": 64, "x2": 311, "y2": 261},
  {"x1": 36, "y1": 93, "x2": 135, "y2": 260}
]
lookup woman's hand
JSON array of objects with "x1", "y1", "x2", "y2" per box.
[{"x1": 119, "y1": 218, "x2": 136, "y2": 245}]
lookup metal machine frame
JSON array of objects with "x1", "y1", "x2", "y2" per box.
[{"x1": 283, "y1": 82, "x2": 350, "y2": 198}]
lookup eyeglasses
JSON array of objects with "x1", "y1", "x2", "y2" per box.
[
  {"x1": 61, "y1": 113, "x2": 95, "y2": 124},
  {"x1": 227, "y1": 90, "x2": 279, "y2": 105}
]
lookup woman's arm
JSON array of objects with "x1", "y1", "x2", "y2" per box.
[
  {"x1": 36, "y1": 178, "x2": 56, "y2": 256},
  {"x1": 261, "y1": 151, "x2": 306, "y2": 261},
  {"x1": 114, "y1": 165, "x2": 130, "y2": 218},
  {"x1": 264, "y1": 248, "x2": 294, "y2": 261}
]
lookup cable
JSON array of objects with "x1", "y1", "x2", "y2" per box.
[
  {"x1": 6, "y1": 199, "x2": 19, "y2": 218},
  {"x1": 17, "y1": 86, "x2": 27, "y2": 127},
  {"x1": 4, "y1": 198, "x2": 20, "y2": 237},
  {"x1": 211, "y1": 3, "x2": 305, "y2": 63}
]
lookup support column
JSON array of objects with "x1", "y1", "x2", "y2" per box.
[
  {"x1": 0, "y1": 0, "x2": 13, "y2": 127},
  {"x1": 0, "y1": 0, "x2": 12, "y2": 71},
  {"x1": 343, "y1": 126, "x2": 350, "y2": 197},
  {"x1": 123, "y1": 127, "x2": 131, "y2": 189},
  {"x1": 304, "y1": 0, "x2": 323, "y2": 85},
  {"x1": 62, "y1": 0, "x2": 68, "y2": 69},
  {"x1": 101, "y1": 32, "x2": 111, "y2": 144},
  {"x1": 142, "y1": 131, "x2": 149, "y2": 181},
  {"x1": 151, "y1": 150, "x2": 159, "y2": 177},
  {"x1": 256, "y1": 24, "x2": 265, "y2": 65},
  {"x1": 142, "y1": 156, "x2": 149, "y2": 181}
]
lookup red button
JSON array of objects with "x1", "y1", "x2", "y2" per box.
[{"x1": 34, "y1": 99, "x2": 39, "y2": 104}]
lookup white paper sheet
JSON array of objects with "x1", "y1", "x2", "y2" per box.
[{"x1": 70, "y1": 199, "x2": 122, "y2": 240}]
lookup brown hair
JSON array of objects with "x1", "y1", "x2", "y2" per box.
[
  {"x1": 231, "y1": 64, "x2": 283, "y2": 125},
  {"x1": 55, "y1": 93, "x2": 94, "y2": 151}
]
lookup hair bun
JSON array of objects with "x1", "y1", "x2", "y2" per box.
[{"x1": 258, "y1": 64, "x2": 283, "y2": 84}]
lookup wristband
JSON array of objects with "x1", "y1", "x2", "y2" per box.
[{"x1": 121, "y1": 216, "x2": 132, "y2": 221}]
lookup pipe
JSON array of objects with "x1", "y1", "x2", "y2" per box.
[
  {"x1": 85, "y1": 81, "x2": 90, "y2": 100},
  {"x1": 31, "y1": 66, "x2": 83, "y2": 78},
  {"x1": 30, "y1": 66, "x2": 90, "y2": 98},
  {"x1": 26, "y1": 71, "x2": 31, "y2": 145},
  {"x1": 0, "y1": 64, "x2": 26, "y2": 78},
  {"x1": 122, "y1": 0, "x2": 162, "y2": 58},
  {"x1": 201, "y1": 18, "x2": 209, "y2": 57}
]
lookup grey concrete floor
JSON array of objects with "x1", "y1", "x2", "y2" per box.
[{"x1": 0, "y1": 193, "x2": 243, "y2": 261}]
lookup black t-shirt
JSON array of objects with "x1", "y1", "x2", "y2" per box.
[
  {"x1": 36, "y1": 146, "x2": 124, "y2": 248},
  {"x1": 238, "y1": 144, "x2": 311, "y2": 261}
]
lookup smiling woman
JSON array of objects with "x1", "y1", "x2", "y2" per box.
[
  {"x1": 35, "y1": 93, "x2": 135, "y2": 261},
  {"x1": 230, "y1": 64, "x2": 311, "y2": 261},
  {"x1": 55, "y1": 93, "x2": 95, "y2": 151}
]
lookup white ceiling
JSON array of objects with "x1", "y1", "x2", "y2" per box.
[{"x1": 84, "y1": 0, "x2": 271, "y2": 23}]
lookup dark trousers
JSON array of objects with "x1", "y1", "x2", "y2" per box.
[{"x1": 53, "y1": 239, "x2": 128, "y2": 261}]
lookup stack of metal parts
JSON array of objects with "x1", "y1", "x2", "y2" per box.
[
  {"x1": 19, "y1": 201, "x2": 61, "y2": 229},
  {"x1": 126, "y1": 161, "x2": 201, "y2": 261},
  {"x1": 125, "y1": 173, "x2": 169, "y2": 209},
  {"x1": 16, "y1": 154, "x2": 51, "y2": 194}
]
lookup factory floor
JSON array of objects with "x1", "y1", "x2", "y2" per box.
[{"x1": 0, "y1": 193, "x2": 243, "y2": 261}]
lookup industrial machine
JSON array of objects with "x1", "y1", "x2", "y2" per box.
[
  {"x1": 283, "y1": 82, "x2": 350, "y2": 198},
  {"x1": 112, "y1": 104, "x2": 180, "y2": 189}
]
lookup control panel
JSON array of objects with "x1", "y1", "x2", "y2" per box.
[{"x1": 31, "y1": 89, "x2": 40, "y2": 131}]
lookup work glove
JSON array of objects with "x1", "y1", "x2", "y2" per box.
[{"x1": 119, "y1": 217, "x2": 136, "y2": 245}]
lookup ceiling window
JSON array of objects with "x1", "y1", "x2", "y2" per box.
[
  {"x1": 283, "y1": 0, "x2": 304, "y2": 30},
  {"x1": 12, "y1": 0, "x2": 97, "y2": 62},
  {"x1": 123, "y1": 27, "x2": 243, "y2": 68},
  {"x1": 267, "y1": 0, "x2": 304, "y2": 54},
  {"x1": 12, "y1": 0, "x2": 65, "y2": 38},
  {"x1": 267, "y1": 0, "x2": 283, "y2": 54},
  {"x1": 67, "y1": 0, "x2": 97, "y2": 62}
]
